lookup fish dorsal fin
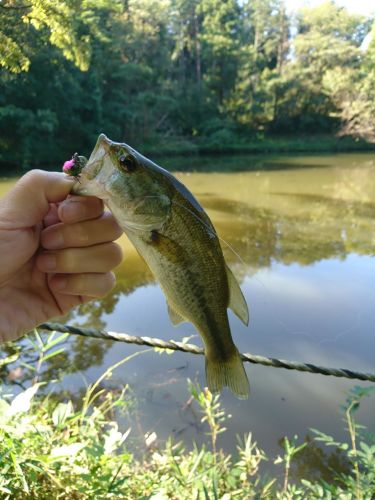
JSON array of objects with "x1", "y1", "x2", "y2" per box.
[
  {"x1": 167, "y1": 302, "x2": 186, "y2": 326},
  {"x1": 226, "y1": 265, "x2": 249, "y2": 326}
]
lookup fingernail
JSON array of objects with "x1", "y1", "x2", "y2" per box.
[
  {"x1": 39, "y1": 253, "x2": 57, "y2": 271},
  {"x1": 53, "y1": 276, "x2": 67, "y2": 290},
  {"x1": 60, "y1": 201, "x2": 85, "y2": 221},
  {"x1": 44, "y1": 230, "x2": 64, "y2": 249}
]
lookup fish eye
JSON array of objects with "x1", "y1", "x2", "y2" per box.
[{"x1": 118, "y1": 154, "x2": 136, "y2": 172}]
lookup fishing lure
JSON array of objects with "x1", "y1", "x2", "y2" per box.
[{"x1": 62, "y1": 153, "x2": 87, "y2": 180}]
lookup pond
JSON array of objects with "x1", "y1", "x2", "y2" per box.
[{"x1": 2, "y1": 152, "x2": 375, "y2": 478}]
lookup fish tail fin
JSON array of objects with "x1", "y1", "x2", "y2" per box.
[{"x1": 205, "y1": 349, "x2": 249, "y2": 400}]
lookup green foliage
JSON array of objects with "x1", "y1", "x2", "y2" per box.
[
  {"x1": 323, "y1": 61, "x2": 375, "y2": 141},
  {"x1": 0, "y1": 332, "x2": 132, "y2": 498},
  {"x1": 188, "y1": 380, "x2": 229, "y2": 457},
  {"x1": 0, "y1": 31, "x2": 30, "y2": 73},
  {"x1": 0, "y1": 0, "x2": 122, "y2": 73},
  {"x1": 1, "y1": 333, "x2": 374, "y2": 498},
  {"x1": 274, "y1": 435, "x2": 308, "y2": 492},
  {"x1": 0, "y1": 0, "x2": 374, "y2": 171},
  {"x1": 308, "y1": 386, "x2": 375, "y2": 499}
]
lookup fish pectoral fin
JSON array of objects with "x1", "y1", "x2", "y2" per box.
[
  {"x1": 226, "y1": 264, "x2": 249, "y2": 326},
  {"x1": 167, "y1": 302, "x2": 186, "y2": 326},
  {"x1": 146, "y1": 230, "x2": 185, "y2": 264}
]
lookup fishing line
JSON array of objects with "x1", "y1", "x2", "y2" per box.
[
  {"x1": 159, "y1": 197, "x2": 303, "y2": 344},
  {"x1": 170, "y1": 198, "x2": 287, "y2": 322},
  {"x1": 170, "y1": 199, "x2": 248, "y2": 267},
  {"x1": 120, "y1": 192, "x2": 260, "y2": 274},
  {"x1": 117, "y1": 193, "x2": 364, "y2": 347},
  {"x1": 171, "y1": 196, "x2": 366, "y2": 347}
]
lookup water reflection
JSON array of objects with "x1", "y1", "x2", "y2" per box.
[
  {"x1": 78, "y1": 156, "x2": 375, "y2": 294},
  {"x1": 290, "y1": 435, "x2": 350, "y2": 484},
  {"x1": 2, "y1": 153, "x2": 375, "y2": 479}
]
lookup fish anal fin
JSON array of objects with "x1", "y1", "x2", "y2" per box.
[
  {"x1": 205, "y1": 349, "x2": 249, "y2": 399},
  {"x1": 226, "y1": 265, "x2": 249, "y2": 326},
  {"x1": 167, "y1": 302, "x2": 186, "y2": 326}
]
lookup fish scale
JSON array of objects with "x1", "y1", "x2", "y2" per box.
[{"x1": 72, "y1": 133, "x2": 250, "y2": 398}]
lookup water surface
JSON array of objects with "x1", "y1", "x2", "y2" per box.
[{"x1": 2, "y1": 152, "x2": 375, "y2": 478}]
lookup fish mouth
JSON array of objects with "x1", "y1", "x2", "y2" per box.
[
  {"x1": 72, "y1": 133, "x2": 137, "y2": 198},
  {"x1": 71, "y1": 134, "x2": 111, "y2": 197},
  {"x1": 83, "y1": 133, "x2": 115, "y2": 178},
  {"x1": 88, "y1": 133, "x2": 111, "y2": 160},
  {"x1": 95, "y1": 133, "x2": 128, "y2": 153},
  {"x1": 96, "y1": 133, "x2": 112, "y2": 152}
]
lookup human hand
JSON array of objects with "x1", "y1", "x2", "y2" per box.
[{"x1": 0, "y1": 170, "x2": 123, "y2": 343}]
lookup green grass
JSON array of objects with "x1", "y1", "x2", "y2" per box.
[{"x1": 0, "y1": 331, "x2": 374, "y2": 499}]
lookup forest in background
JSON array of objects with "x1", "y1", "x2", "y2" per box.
[{"x1": 1, "y1": 0, "x2": 375, "y2": 170}]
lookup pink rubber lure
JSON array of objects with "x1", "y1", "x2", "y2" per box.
[
  {"x1": 62, "y1": 153, "x2": 86, "y2": 178},
  {"x1": 63, "y1": 159, "x2": 75, "y2": 172}
]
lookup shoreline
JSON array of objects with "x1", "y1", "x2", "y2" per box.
[
  {"x1": 141, "y1": 135, "x2": 375, "y2": 157},
  {"x1": 1, "y1": 136, "x2": 375, "y2": 174}
]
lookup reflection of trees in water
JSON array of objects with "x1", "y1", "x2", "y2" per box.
[
  {"x1": 289, "y1": 435, "x2": 350, "y2": 486},
  {"x1": 161, "y1": 155, "x2": 333, "y2": 173},
  {"x1": 17, "y1": 254, "x2": 155, "y2": 380},
  {"x1": 2, "y1": 336, "x2": 99, "y2": 389},
  {"x1": 203, "y1": 177, "x2": 375, "y2": 271},
  {"x1": 44, "y1": 167, "x2": 375, "y2": 376},
  {"x1": 76, "y1": 295, "x2": 120, "y2": 330},
  {"x1": 72, "y1": 171, "x2": 375, "y2": 331},
  {"x1": 71, "y1": 254, "x2": 154, "y2": 329},
  {"x1": 215, "y1": 204, "x2": 347, "y2": 268}
]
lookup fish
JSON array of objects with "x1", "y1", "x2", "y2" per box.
[{"x1": 72, "y1": 134, "x2": 250, "y2": 398}]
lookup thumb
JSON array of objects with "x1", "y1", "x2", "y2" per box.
[{"x1": 0, "y1": 170, "x2": 74, "y2": 229}]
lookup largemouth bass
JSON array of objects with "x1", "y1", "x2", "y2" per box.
[{"x1": 72, "y1": 134, "x2": 250, "y2": 398}]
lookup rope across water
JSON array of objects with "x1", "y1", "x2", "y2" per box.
[{"x1": 39, "y1": 322, "x2": 375, "y2": 383}]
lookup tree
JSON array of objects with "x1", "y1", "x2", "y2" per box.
[
  {"x1": 0, "y1": 0, "x2": 123, "y2": 168},
  {"x1": 323, "y1": 22, "x2": 375, "y2": 140},
  {"x1": 225, "y1": 0, "x2": 290, "y2": 132},
  {"x1": 281, "y1": 0, "x2": 370, "y2": 133},
  {"x1": 0, "y1": 0, "x2": 121, "y2": 73},
  {"x1": 0, "y1": 0, "x2": 375, "y2": 172}
]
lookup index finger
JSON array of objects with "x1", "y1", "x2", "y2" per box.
[{"x1": 0, "y1": 170, "x2": 74, "y2": 229}]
